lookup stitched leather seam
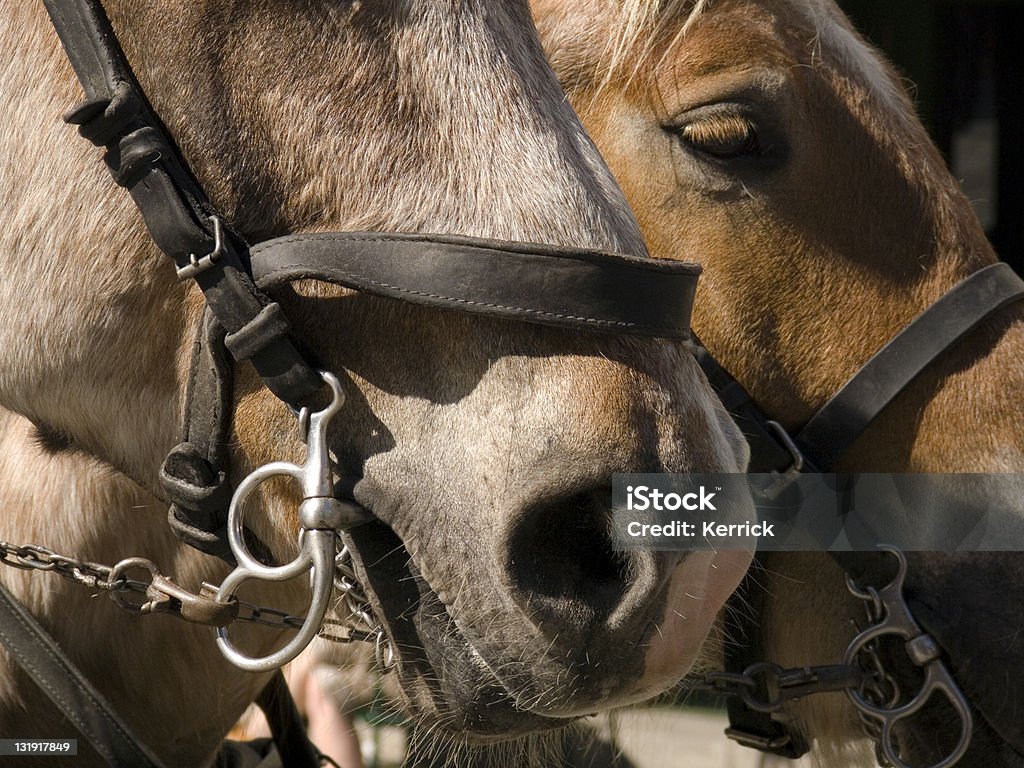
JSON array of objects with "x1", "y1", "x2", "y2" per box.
[
  {"x1": 258, "y1": 263, "x2": 684, "y2": 337},
  {"x1": 250, "y1": 234, "x2": 700, "y2": 274},
  {"x1": 0, "y1": 596, "x2": 155, "y2": 765}
]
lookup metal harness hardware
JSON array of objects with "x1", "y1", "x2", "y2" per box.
[
  {"x1": 0, "y1": 540, "x2": 362, "y2": 640},
  {"x1": 698, "y1": 664, "x2": 869, "y2": 715},
  {"x1": 694, "y1": 548, "x2": 973, "y2": 768},
  {"x1": 175, "y1": 215, "x2": 226, "y2": 281},
  {"x1": 214, "y1": 371, "x2": 374, "y2": 672},
  {"x1": 843, "y1": 548, "x2": 973, "y2": 768},
  {"x1": 0, "y1": 375, "x2": 384, "y2": 659},
  {"x1": 758, "y1": 420, "x2": 805, "y2": 500}
]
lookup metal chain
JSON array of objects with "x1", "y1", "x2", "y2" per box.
[
  {"x1": 691, "y1": 662, "x2": 873, "y2": 713},
  {"x1": 330, "y1": 538, "x2": 394, "y2": 670},
  {"x1": 687, "y1": 574, "x2": 894, "y2": 715},
  {"x1": 0, "y1": 539, "x2": 383, "y2": 651},
  {"x1": 1, "y1": 541, "x2": 118, "y2": 590}
]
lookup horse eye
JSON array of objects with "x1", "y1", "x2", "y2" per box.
[{"x1": 677, "y1": 114, "x2": 760, "y2": 159}]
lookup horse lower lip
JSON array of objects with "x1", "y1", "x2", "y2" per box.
[{"x1": 344, "y1": 519, "x2": 586, "y2": 731}]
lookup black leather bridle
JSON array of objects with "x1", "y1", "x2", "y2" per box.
[
  {"x1": 5, "y1": 1, "x2": 702, "y2": 765},
  {"x1": 698, "y1": 261, "x2": 1024, "y2": 488},
  {"x1": 43, "y1": 0, "x2": 700, "y2": 560}
]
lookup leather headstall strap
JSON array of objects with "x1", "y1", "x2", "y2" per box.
[
  {"x1": 699, "y1": 261, "x2": 1024, "y2": 759},
  {"x1": 694, "y1": 342, "x2": 811, "y2": 757},
  {"x1": 691, "y1": 338, "x2": 815, "y2": 478},
  {"x1": 43, "y1": 0, "x2": 323, "y2": 405},
  {"x1": 43, "y1": 0, "x2": 323, "y2": 563},
  {"x1": 698, "y1": 262, "x2": 1024, "y2": 484},
  {"x1": 795, "y1": 261, "x2": 1024, "y2": 471},
  {"x1": 163, "y1": 315, "x2": 237, "y2": 561}
]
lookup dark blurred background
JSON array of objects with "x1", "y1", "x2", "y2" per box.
[{"x1": 839, "y1": 0, "x2": 1023, "y2": 275}]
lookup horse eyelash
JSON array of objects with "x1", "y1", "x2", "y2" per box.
[{"x1": 679, "y1": 114, "x2": 760, "y2": 157}]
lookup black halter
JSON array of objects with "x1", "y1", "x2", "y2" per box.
[
  {"x1": 699, "y1": 261, "x2": 1024, "y2": 486},
  {"x1": 699, "y1": 264, "x2": 1024, "y2": 756}
]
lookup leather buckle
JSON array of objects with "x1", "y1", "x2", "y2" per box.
[
  {"x1": 757, "y1": 420, "x2": 805, "y2": 500},
  {"x1": 176, "y1": 216, "x2": 225, "y2": 280}
]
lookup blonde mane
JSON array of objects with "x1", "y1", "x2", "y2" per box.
[{"x1": 600, "y1": 0, "x2": 709, "y2": 88}]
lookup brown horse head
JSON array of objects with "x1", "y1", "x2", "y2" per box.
[
  {"x1": 0, "y1": 1, "x2": 753, "y2": 760},
  {"x1": 534, "y1": 0, "x2": 1024, "y2": 764},
  {"x1": 534, "y1": 0, "x2": 1023, "y2": 470}
]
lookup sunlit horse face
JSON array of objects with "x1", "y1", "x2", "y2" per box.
[
  {"x1": 0, "y1": 0, "x2": 753, "y2": 750},
  {"x1": 535, "y1": 0, "x2": 1024, "y2": 763},
  {"x1": 533, "y1": 0, "x2": 1023, "y2": 469}
]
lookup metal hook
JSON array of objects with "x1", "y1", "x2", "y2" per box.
[
  {"x1": 214, "y1": 371, "x2": 371, "y2": 672},
  {"x1": 175, "y1": 215, "x2": 225, "y2": 281},
  {"x1": 843, "y1": 547, "x2": 973, "y2": 768}
]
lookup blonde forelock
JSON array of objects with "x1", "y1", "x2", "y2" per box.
[{"x1": 600, "y1": 0, "x2": 710, "y2": 89}]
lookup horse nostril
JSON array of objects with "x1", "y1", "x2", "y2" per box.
[{"x1": 505, "y1": 486, "x2": 633, "y2": 623}]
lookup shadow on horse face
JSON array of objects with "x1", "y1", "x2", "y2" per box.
[
  {"x1": 0, "y1": 0, "x2": 756, "y2": 754},
  {"x1": 235, "y1": 287, "x2": 753, "y2": 736}
]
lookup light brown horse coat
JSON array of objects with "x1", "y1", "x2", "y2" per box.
[
  {"x1": 0, "y1": 1, "x2": 753, "y2": 765},
  {"x1": 534, "y1": 0, "x2": 1024, "y2": 764}
]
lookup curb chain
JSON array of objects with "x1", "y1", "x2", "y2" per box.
[
  {"x1": 0, "y1": 539, "x2": 381, "y2": 648},
  {"x1": 692, "y1": 662, "x2": 873, "y2": 713}
]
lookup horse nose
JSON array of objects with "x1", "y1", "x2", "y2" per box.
[{"x1": 502, "y1": 483, "x2": 678, "y2": 639}]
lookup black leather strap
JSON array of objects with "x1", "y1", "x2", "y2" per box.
[
  {"x1": 699, "y1": 264, "x2": 1024, "y2": 478},
  {"x1": 161, "y1": 313, "x2": 237, "y2": 561},
  {"x1": 0, "y1": 583, "x2": 167, "y2": 768},
  {"x1": 796, "y1": 263, "x2": 1024, "y2": 469},
  {"x1": 693, "y1": 340, "x2": 814, "y2": 475},
  {"x1": 166, "y1": 230, "x2": 700, "y2": 556},
  {"x1": 695, "y1": 343, "x2": 809, "y2": 755},
  {"x1": 254, "y1": 672, "x2": 322, "y2": 768},
  {"x1": 44, "y1": 0, "x2": 324, "y2": 408},
  {"x1": 250, "y1": 232, "x2": 700, "y2": 339},
  {"x1": 722, "y1": 559, "x2": 809, "y2": 759}
]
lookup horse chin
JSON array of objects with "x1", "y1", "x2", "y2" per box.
[
  {"x1": 344, "y1": 519, "x2": 577, "y2": 739},
  {"x1": 341, "y1": 513, "x2": 750, "y2": 739}
]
